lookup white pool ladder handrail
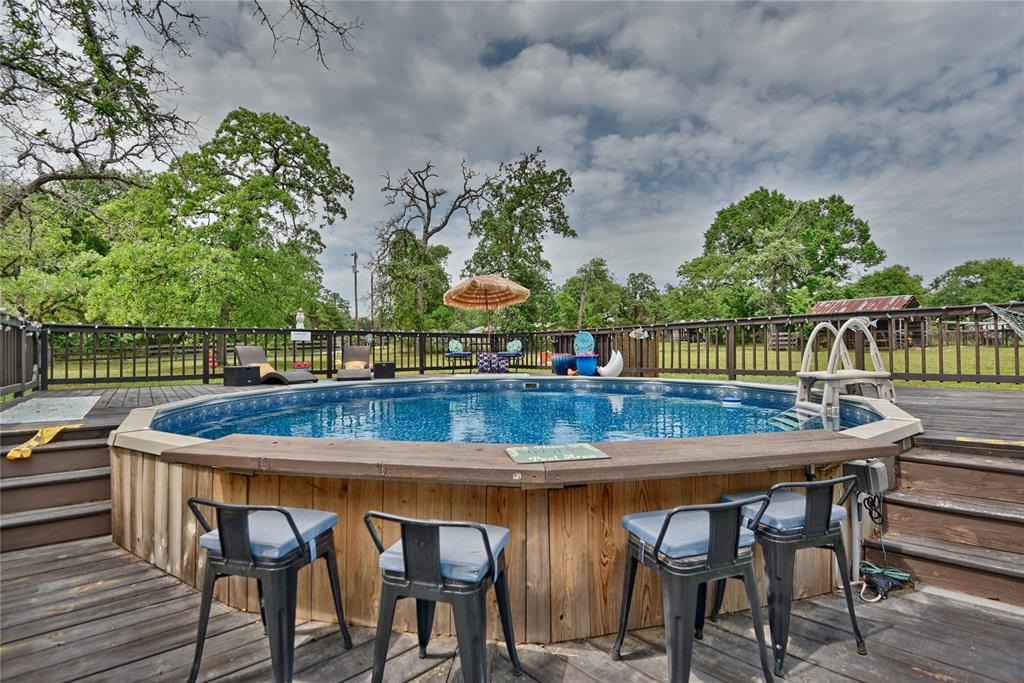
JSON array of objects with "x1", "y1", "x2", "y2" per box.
[{"x1": 795, "y1": 317, "x2": 896, "y2": 423}]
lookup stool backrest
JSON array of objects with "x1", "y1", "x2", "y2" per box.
[
  {"x1": 364, "y1": 511, "x2": 496, "y2": 587},
  {"x1": 188, "y1": 497, "x2": 307, "y2": 566},
  {"x1": 654, "y1": 496, "x2": 769, "y2": 569},
  {"x1": 759, "y1": 475, "x2": 858, "y2": 536}
]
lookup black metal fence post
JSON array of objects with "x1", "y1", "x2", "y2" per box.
[
  {"x1": 202, "y1": 332, "x2": 210, "y2": 384},
  {"x1": 39, "y1": 328, "x2": 49, "y2": 391},
  {"x1": 418, "y1": 333, "x2": 427, "y2": 374},
  {"x1": 726, "y1": 324, "x2": 737, "y2": 381}
]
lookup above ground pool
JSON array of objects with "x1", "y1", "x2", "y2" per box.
[{"x1": 151, "y1": 378, "x2": 882, "y2": 444}]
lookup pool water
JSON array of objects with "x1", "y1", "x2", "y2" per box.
[{"x1": 183, "y1": 387, "x2": 800, "y2": 444}]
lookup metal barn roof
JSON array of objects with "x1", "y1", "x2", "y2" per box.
[{"x1": 810, "y1": 295, "x2": 919, "y2": 315}]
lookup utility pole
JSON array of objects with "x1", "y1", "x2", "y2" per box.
[
  {"x1": 351, "y1": 252, "x2": 359, "y2": 331},
  {"x1": 369, "y1": 268, "x2": 375, "y2": 331}
]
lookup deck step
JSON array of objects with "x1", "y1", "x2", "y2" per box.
[
  {"x1": 0, "y1": 467, "x2": 111, "y2": 514},
  {"x1": 884, "y1": 490, "x2": 1024, "y2": 554},
  {"x1": 899, "y1": 448, "x2": 1024, "y2": 503},
  {"x1": 913, "y1": 434, "x2": 1024, "y2": 458},
  {"x1": 865, "y1": 533, "x2": 1024, "y2": 606},
  {"x1": 0, "y1": 500, "x2": 112, "y2": 552},
  {"x1": 0, "y1": 424, "x2": 117, "y2": 449},
  {"x1": 0, "y1": 438, "x2": 111, "y2": 479}
]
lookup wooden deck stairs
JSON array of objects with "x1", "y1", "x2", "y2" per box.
[
  {"x1": 866, "y1": 437, "x2": 1024, "y2": 606},
  {"x1": 0, "y1": 423, "x2": 116, "y2": 551}
]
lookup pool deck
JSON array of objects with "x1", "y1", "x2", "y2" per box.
[{"x1": 2, "y1": 536, "x2": 1021, "y2": 683}]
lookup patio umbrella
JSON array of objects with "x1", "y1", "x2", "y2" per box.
[{"x1": 444, "y1": 274, "x2": 530, "y2": 347}]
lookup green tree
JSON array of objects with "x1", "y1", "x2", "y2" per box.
[
  {"x1": 463, "y1": 148, "x2": 575, "y2": 330},
  {"x1": 554, "y1": 258, "x2": 625, "y2": 328},
  {"x1": 679, "y1": 188, "x2": 885, "y2": 316},
  {"x1": 372, "y1": 225, "x2": 454, "y2": 331},
  {"x1": 87, "y1": 108, "x2": 353, "y2": 326},
  {"x1": 0, "y1": 180, "x2": 121, "y2": 321},
  {"x1": 664, "y1": 253, "x2": 756, "y2": 321},
  {"x1": 621, "y1": 272, "x2": 661, "y2": 324},
  {"x1": 380, "y1": 161, "x2": 494, "y2": 326},
  {"x1": 1, "y1": 0, "x2": 360, "y2": 228},
  {"x1": 926, "y1": 259, "x2": 1024, "y2": 306},
  {"x1": 306, "y1": 291, "x2": 354, "y2": 329},
  {"x1": 845, "y1": 265, "x2": 926, "y2": 300}
]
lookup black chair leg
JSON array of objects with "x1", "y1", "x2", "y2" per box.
[
  {"x1": 264, "y1": 569, "x2": 298, "y2": 683},
  {"x1": 763, "y1": 541, "x2": 796, "y2": 677},
  {"x1": 710, "y1": 577, "x2": 727, "y2": 621},
  {"x1": 452, "y1": 590, "x2": 489, "y2": 683},
  {"x1": 695, "y1": 582, "x2": 707, "y2": 640},
  {"x1": 494, "y1": 566, "x2": 523, "y2": 675},
  {"x1": 832, "y1": 541, "x2": 867, "y2": 655},
  {"x1": 257, "y1": 578, "x2": 267, "y2": 635},
  {"x1": 415, "y1": 599, "x2": 436, "y2": 658},
  {"x1": 611, "y1": 552, "x2": 639, "y2": 660},
  {"x1": 323, "y1": 544, "x2": 353, "y2": 649},
  {"x1": 741, "y1": 563, "x2": 775, "y2": 683},
  {"x1": 662, "y1": 575, "x2": 700, "y2": 683},
  {"x1": 187, "y1": 565, "x2": 218, "y2": 683},
  {"x1": 371, "y1": 583, "x2": 399, "y2": 683}
]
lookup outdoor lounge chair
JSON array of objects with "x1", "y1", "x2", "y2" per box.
[
  {"x1": 495, "y1": 339, "x2": 523, "y2": 371},
  {"x1": 234, "y1": 345, "x2": 318, "y2": 385},
  {"x1": 443, "y1": 339, "x2": 473, "y2": 374},
  {"x1": 335, "y1": 345, "x2": 373, "y2": 381}
]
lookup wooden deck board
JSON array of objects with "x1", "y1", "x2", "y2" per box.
[{"x1": 2, "y1": 538, "x2": 1021, "y2": 683}]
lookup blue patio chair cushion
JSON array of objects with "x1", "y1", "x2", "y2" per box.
[
  {"x1": 720, "y1": 490, "x2": 847, "y2": 532},
  {"x1": 199, "y1": 507, "x2": 337, "y2": 560},
  {"x1": 621, "y1": 509, "x2": 755, "y2": 559},
  {"x1": 379, "y1": 523, "x2": 509, "y2": 583}
]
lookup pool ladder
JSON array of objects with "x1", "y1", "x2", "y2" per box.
[{"x1": 793, "y1": 317, "x2": 897, "y2": 424}]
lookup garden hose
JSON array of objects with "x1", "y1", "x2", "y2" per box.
[{"x1": 858, "y1": 560, "x2": 911, "y2": 602}]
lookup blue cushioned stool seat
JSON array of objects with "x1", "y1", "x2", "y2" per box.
[
  {"x1": 444, "y1": 352, "x2": 473, "y2": 358},
  {"x1": 199, "y1": 507, "x2": 337, "y2": 559},
  {"x1": 622, "y1": 509, "x2": 756, "y2": 559},
  {"x1": 721, "y1": 490, "x2": 846, "y2": 532},
  {"x1": 379, "y1": 523, "x2": 509, "y2": 583}
]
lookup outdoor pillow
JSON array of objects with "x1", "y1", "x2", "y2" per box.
[
  {"x1": 622, "y1": 509, "x2": 756, "y2": 559},
  {"x1": 449, "y1": 339, "x2": 464, "y2": 353},
  {"x1": 720, "y1": 489, "x2": 847, "y2": 532},
  {"x1": 248, "y1": 362, "x2": 275, "y2": 378},
  {"x1": 344, "y1": 360, "x2": 367, "y2": 370},
  {"x1": 379, "y1": 523, "x2": 509, "y2": 583},
  {"x1": 506, "y1": 339, "x2": 523, "y2": 353},
  {"x1": 199, "y1": 507, "x2": 337, "y2": 560}
]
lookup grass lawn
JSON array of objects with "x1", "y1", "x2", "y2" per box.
[{"x1": 33, "y1": 341, "x2": 1022, "y2": 391}]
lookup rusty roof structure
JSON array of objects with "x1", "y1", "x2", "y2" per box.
[{"x1": 810, "y1": 295, "x2": 919, "y2": 315}]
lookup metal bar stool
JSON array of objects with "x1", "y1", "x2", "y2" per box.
[
  {"x1": 363, "y1": 511, "x2": 523, "y2": 683},
  {"x1": 187, "y1": 498, "x2": 353, "y2": 683},
  {"x1": 710, "y1": 475, "x2": 866, "y2": 676},
  {"x1": 611, "y1": 496, "x2": 776, "y2": 682}
]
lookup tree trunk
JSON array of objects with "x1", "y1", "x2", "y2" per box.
[{"x1": 576, "y1": 280, "x2": 588, "y2": 329}]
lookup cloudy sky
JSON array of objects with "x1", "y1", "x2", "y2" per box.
[{"x1": 166, "y1": 1, "x2": 1024, "y2": 306}]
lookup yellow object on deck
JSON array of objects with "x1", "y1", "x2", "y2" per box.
[{"x1": 5, "y1": 424, "x2": 81, "y2": 460}]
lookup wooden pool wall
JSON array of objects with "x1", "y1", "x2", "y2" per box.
[{"x1": 111, "y1": 446, "x2": 840, "y2": 645}]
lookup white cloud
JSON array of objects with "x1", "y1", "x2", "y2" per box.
[{"x1": 149, "y1": 0, "x2": 1021, "y2": 307}]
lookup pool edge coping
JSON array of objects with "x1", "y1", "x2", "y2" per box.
[{"x1": 109, "y1": 374, "x2": 923, "y2": 456}]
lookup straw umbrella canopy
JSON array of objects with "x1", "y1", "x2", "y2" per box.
[{"x1": 444, "y1": 274, "x2": 530, "y2": 346}]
